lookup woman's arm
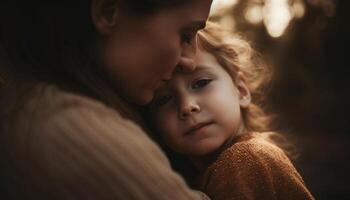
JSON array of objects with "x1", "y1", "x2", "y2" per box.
[{"x1": 27, "y1": 96, "x2": 208, "y2": 200}]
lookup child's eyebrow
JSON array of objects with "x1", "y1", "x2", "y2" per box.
[
  {"x1": 174, "y1": 65, "x2": 212, "y2": 78},
  {"x1": 193, "y1": 64, "x2": 212, "y2": 73}
]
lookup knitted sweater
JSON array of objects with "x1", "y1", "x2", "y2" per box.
[
  {"x1": 197, "y1": 132, "x2": 314, "y2": 200},
  {"x1": 0, "y1": 84, "x2": 208, "y2": 200}
]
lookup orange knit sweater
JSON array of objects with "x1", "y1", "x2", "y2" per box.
[{"x1": 197, "y1": 132, "x2": 314, "y2": 200}]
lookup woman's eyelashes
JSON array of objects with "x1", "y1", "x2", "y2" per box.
[
  {"x1": 154, "y1": 94, "x2": 173, "y2": 107},
  {"x1": 181, "y1": 29, "x2": 196, "y2": 44},
  {"x1": 181, "y1": 33, "x2": 196, "y2": 44}
]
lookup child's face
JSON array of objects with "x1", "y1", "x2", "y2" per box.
[{"x1": 148, "y1": 48, "x2": 250, "y2": 156}]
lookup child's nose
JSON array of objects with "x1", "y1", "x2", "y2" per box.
[{"x1": 179, "y1": 102, "x2": 200, "y2": 120}]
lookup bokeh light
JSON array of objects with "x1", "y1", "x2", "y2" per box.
[
  {"x1": 263, "y1": 0, "x2": 292, "y2": 38},
  {"x1": 210, "y1": 0, "x2": 238, "y2": 16},
  {"x1": 292, "y1": 0, "x2": 306, "y2": 18},
  {"x1": 218, "y1": 15, "x2": 236, "y2": 31},
  {"x1": 245, "y1": 5, "x2": 264, "y2": 24},
  {"x1": 211, "y1": 0, "x2": 306, "y2": 38}
]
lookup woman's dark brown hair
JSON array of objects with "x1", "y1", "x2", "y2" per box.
[
  {"x1": 0, "y1": 0, "x2": 192, "y2": 199},
  {"x1": 0, "y1": 0, "x2": 188, "y2": 120}
]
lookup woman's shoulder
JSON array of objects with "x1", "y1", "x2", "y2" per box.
[
  {"x1": 20, "y1": 83, "x2": 124, "y2": 123},
  {"x1": 39, "y1": 84, "x2": 146, "y2": 136},
  {"x1": 4, "y1": 83, "x2": 164, "y2": 170},
  {"x1": 1, "y1": 84, "x2": 206, "y2": 199},
  {"x1": 1, "y1": 83, "x2": 116, "y2": 117},
  {"x1": 33, "y1": 84, "x2": 120, "y2": 117},
  {"x1": 3, "y1": 83, "x2": 145, "y2": 148}
]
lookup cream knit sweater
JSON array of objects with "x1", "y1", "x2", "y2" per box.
[{"x1": 0, "y1": 84, "x2": 208, "y2": 199}]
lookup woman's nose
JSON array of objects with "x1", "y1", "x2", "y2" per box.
[
  {"x1": 177, "y1": 38, "x2": 197, "y2": 71},
  {"x1": 163, "y1": 40, "x2": 198, "y2": 81},
  {"x1": 179, "y1": 101, "x2": 200, "y2": 119}
]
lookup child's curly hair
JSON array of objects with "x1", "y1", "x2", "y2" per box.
[
  {"x1": 197, "y1": 23, "x2": 297, "y2": 160},
  {"x1": 197, "y1": 22, "x2": 272, "y2": 133},
  {"x1": 141, "y1": 23, "x2": 296, "y2": 184}
]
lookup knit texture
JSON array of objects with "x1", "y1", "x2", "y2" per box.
[
  {"x1": 198, "y1": 132, "x2": 314, "y2": 200},
  {"x1": 1, "y1": 84, "x2": 207, "y2": 200}
]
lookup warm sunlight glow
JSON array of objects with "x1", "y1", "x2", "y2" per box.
[
  {"x1": 245, "y1": 5, "x2": 263, "y2": 24},
  {"x1": 218, "y1": 15, "x2": 236, "y2": 31},
  {"x1": 210, "y1": 0, "x2": 238, "y2": 16},
  {"x1": 263, "y1": 0, "x2": 292, "y2": 38},
  {"x1": 292, "y1": 0, "x2": 306, "y2": 18}
]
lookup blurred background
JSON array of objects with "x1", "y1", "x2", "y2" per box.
[
  {"x1": 1, "y1": 0, "x2": 348, "y2": 199},
  {"x1": 209, "y1": 0, "x2": 349, "y2": 199}
]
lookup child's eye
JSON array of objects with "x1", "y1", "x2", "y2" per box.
[
  {"x1": 154, "y1": 95, "x2": 173, "y2": 107},
  {"x1": 192, "y1": 79, "x2": 212, "y2": 90}
]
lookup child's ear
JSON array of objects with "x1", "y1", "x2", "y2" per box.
[
  {"x1": 91, "y1": 0, "x2": 118, "y2": 35},
  {"x1": 235, "y1": 72, "x2": 251, "y2": 108}
]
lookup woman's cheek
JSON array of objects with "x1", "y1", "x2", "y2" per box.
[{"x1": 157, "y1": 41, "x2": 181, "y2": 74}]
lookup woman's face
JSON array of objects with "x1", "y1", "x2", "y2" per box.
[{"x1": 100, "y1": 0, "x2": 213, "y2": 105}]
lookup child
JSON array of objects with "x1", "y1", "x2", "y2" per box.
[{"x1": 145, "y1": 23, "x2": 314, "y2": 200}]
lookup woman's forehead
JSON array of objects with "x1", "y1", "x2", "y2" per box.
[{"x1": 157, "y1": 0, "x2": 212, "y2": 24}]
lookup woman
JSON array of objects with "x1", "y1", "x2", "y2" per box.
[{"x1": 0, "y1": 0, "x2": 212, "y2": 199}]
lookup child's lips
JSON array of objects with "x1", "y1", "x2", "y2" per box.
[{"x1": 185, "y1": 121, "x2": 214, "y2": 136}]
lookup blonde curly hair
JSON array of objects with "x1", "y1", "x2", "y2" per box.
[{"x1": 197, "y1": 22, "x2": 272, "y2": 133}]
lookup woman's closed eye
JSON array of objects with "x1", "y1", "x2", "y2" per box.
[
  {"x1": 191, "y1": 78, "x2": 212, "y2": 90},
  {"x1": 181, "y1": 29, "x2": 197, "y2": 44},
  {"x1": 153, "y1": 94, "x2": 173, "y2": 107}
]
